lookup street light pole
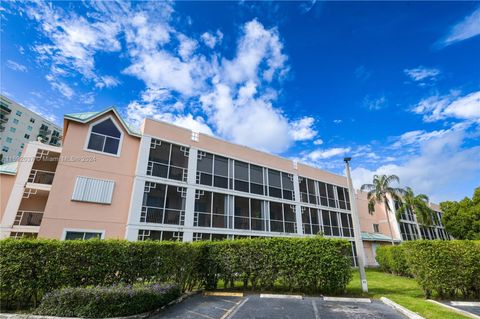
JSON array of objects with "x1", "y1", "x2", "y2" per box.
[{"x1": 344, "y1": 157, "x2": 368, "y2": 293}]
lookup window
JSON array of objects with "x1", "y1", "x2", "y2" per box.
[
  {"x1": 2, "y1": 146, "x2": 8, "y2": 152},
  {"x1": 250, "y1": 164, "x2": 264, "y2": 195},
  {"x1": 373, "y1": 224, "x2": 380, "y2": 233},
  {"x1": 196, "y1": 151, "x2": 229, "y2": 188},
  {"x1": 30, "y1": 118, "x2": 35, "y2": 123},
  {"x1": 269, "y1": 202, "x2": 296, "y2": 234},
  {"x1": 268, "y1": 169, "x2": 282, "y2": 198},
  {"x1": 141, "y1": 182, "x2": 185, "y2": 226},
  {"x1": 9, "y1": 127, "x2": 16, "y2": 133},
  {"x1": 138, "y1": 230, "x2": 183, "y2": 241},
  {"x1": 194, "y1": 191, "x2": 233, "y2": 229},
  {"x1": 71, "y1": 176, "x2": 115, "y2": 204},
  {"x1": 148, "y1": 139, "x2": 189, "y2": 181},
  {"x1": 24, "y1": 134, "x2": 30, "y2": 139},
  {"x1": 86, "y1": 118, "x2": 122, "y2": 155},
  {"x1": 20, "y1": 143, "x2": 24, "y2": 149},
  {"x1": 302, "y1": 207, "x2": 321, "y2": 235},
  {"x1": 27, "y1": 125, "x2": 33, "y2": 131},
  {"x1": 13, "y1": 118, "x2": 19, "y2": 124},
  {"x1": 16, "y1": 110, "x2": 22, "y2": 116},
  {"x1": 65, "y1": 231, "x2": 103, "y2": 240},
  {"x1": 234, "y1": 161, "x2": 249, "y2": 193},
  {"x1": 6, "y1": 137, "x2": 12, "y2": 143}
]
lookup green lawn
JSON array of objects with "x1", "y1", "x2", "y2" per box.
[{"x1": 347, "y1": 269, "x2": 468, "y2": 319}]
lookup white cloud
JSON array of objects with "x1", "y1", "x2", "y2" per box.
[
  {"x1": 222, "y1": 20, "x2": 287, "y2": 84},
  {"x1": 404, "y1": 66, "x2": 440, "y2": 82},
  {"x1": 351, "y1": 125, "x2": 480, "y2": 202},
  {"x1": 313, "y1": 139, "x2": 324, "y2": 145},
  {"x1": 306, "y1": 147, "x2": 351, "y2": 161},
  {"x1": 46, "y1": 75, "x2": 74, "y2": 98},
  {"x1": 392, "y1": 129, "x2": 449, "y2": 148},
  {"x1": 95, "y1": 75, "x2": 120, "y2": 89},
  {"x1": 290, "y1": 117, "x2": 317, "y2": 141},
  {"x1": 6, "y1": 60, "x2": 27, "y2": 72},
  {"x1": 440, "y1": 7, "x2": 480, "y2": 47},
  {"x1": 201, "y1": 30, "x2": 223, "y2": 48},
  {"x1": 333, "y1": 119, "x2": 342, "y2": 124},
  {"x1": 363, "y1": 95, "x2": 387, "y2": 111},
  {"x1": 412, "y1": 90, "x2": 480, "y2": 122},
  {"x1": 126, "y1": 100, "x2": 212, "y2": 135}
]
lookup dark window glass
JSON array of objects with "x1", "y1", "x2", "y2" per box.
[
  {"x1": 299, "y1": 178, "x2": 308, "y2": 203},
  {"x1": 149, "y1": 141, "x2": 170, "y2": 164},
  {"x1": 65, "y1": 232, "x2": 85, "y2": 240},
  {"x1": 322, "y1": 210, "x2": 331, "y2": 236},
  {"x1": 283, "y1": 190, "x2": 293, "y2": 200},
  {"x1": 250, "y1": 183, "x2": 264, "y2": 195},
  {"x1": 165, "y1": 186, "x2": 185, "y2": 210},
  {"x1": 234, "y1": 161, "x2": 249, "y2": 181},
  {"x1": 170, "y1": 145, "x2": 188, "y2": 168},
  {"x1": 87, "y1": 133, "x2": 104, "y2": 152},
  {"x1": 197, "y1": 153, "x2": 213, "y2": 173},
  {"x1": 283, "y1": 204, "x2": 296, "y2": 222},
  {"x1": 270, "y1": 202, "x2": 283, "y2": 221},
  {"x1": 269, "y1": 187, "x2": 282, "y2": 198},
  {"x1": 104, "y1": 137, "x2": 120, "y2": 154},
  {"x1": 214, "y1": 156, "x2": 228, "y2": 176},
  {"x1": 214, "y1": 176, "x2": 228, "y2": 189},
  {"x1": 212, "y1": 193, "x2": 228, "y2": 228},
  {"x1": 327, "y1": 184, "x2": 336, "y2": 208},
  {"x1": 330, "y1": 211, "x2": 340, "y2": 236},
  {"x1": 196, "y1": 212, "x2": 211, "y2": 227},
  {"x1": 281, "y1": 173, "x2": 293, "y2": 190},
  {"x1": 195, "y1": 191, "x2": 212, "y2": 213},
  {"x1": 235, "y1": 196, "x2": 249, "y2": 217},
  {"x1": 199, "y1": 173, "x2": 212, "y2": 186},
  {"x1": 268, "y1": 170, "x2": 281, "y2": 187},
  {"x1": 91, "y1": 118, "x2": 121, "y2": 138},
  {"x1": 235, "y1": 180, "x2": 249, "y2": 192},
  {"x1": 143, "y1": 184, "x2": 166, "y2": 208},
  {"x1": 250, "y1": 165, "x2": 263, "y2": 184}
]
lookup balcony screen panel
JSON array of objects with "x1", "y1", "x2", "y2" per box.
[{"x1": 72, "y1": 176, "x2": 114, "y2": 204}]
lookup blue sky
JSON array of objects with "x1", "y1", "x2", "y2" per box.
[{"x1": 1, "y1": 1, "x2": 479, "y2": 202}]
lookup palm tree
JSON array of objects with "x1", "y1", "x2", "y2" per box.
[
  {"x1": 361, "y1": 174, "x2": 405, "y2": 245},
  {"x1": 396, "y1": 186, "x2": 434, "y2": 227}
]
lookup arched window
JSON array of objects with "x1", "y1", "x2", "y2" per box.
[{"x1": 86, "y1": 118, "x2": 122, "y2": 155}]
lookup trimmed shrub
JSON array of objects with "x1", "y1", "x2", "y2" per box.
[
  {"x1": 195, "y1": 237, "x2": 353, "y2": 294},
  {"x1": 403, "y1": 240, "x2": 480, "y2": 299},
  {"x1": 0, "y1": 237, "x2": 352, "y2": 309},
  {"x1": 376, "y1": 240, "x2": 480, "y2": 299},
  {"x1": 34, "y1": 283, "x2": 180, "y2": 318},
  {"x1": 375, "y1": 245, "x2": 411, "y2": 277}
]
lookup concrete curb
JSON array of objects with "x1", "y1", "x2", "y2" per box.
[
  {"x1": 260, "y1": 293, "x2": 303, "y2": 299},
  {"x1": 380, "y1": 297, "x2": 425, "y2": 319},
  {"x1": 450, "y1": 301, "x2": 480, "y2": 307},
  {"x1": 0, "y1": 290, "x2": 201, "y2": 319},
  {"x1": 427, "y1": 300, "x2": 480, "y2": 319},
  {"x1": 323, "y1": 297, "x2": 371, "y2": 303}
]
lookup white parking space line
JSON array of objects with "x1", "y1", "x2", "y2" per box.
[
  {"x1": 260, "y1": 293, "x2": 303, "y2": 299},
  {"x1": 221, "y1": 297, "x2": 249, "y2": 319},
  {"x1": 312, "y1": 299, "x2": 321, "y2": 319}
]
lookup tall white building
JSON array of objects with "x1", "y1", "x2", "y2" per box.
[{"x1": 0, "y1": 95, "x2": 62, "y2": 164}]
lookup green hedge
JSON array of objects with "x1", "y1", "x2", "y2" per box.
[
  {"x1": 0, "y1": 237, "x2": 352, "y2": 309},
  {"x1": 376, "y1": 240, "x2": 480, "y2": 299},
  {"x1": 34, "y1": 283, "x2": 180, "y2": 318},
  {"x1": 375, "y1": 245, "x2": 412, "y2": 277},
  {"x1": 195, "y1": 237, "x2": 353, "y2": 294}
]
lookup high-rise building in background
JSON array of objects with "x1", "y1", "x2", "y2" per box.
[{"x1": 0, "y1": 95, "x2": 62, "y2": 164}]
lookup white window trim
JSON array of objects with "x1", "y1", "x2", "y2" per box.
[
  {"x1": 62, "y1": 228, "x2": 106, "y2": 240},
  {"x1": 84, "y1": 115, "x2": 124, "y2": 157}
]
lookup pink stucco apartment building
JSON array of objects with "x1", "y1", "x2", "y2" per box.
[{"x1": 0, "y1": 107, "x2": 450, "y2": 266}]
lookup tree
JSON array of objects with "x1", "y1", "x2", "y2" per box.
[
  {"x1": 396, "y1": 186, "x2": 434, "y2": 226},
  {"x1": 440, "y1": 187, "x2": 480, "y2": 240},
  {"x1": 361, "y1": 174, "x2": 405, "y2": 245}
]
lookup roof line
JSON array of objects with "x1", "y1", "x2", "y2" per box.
[{"x1": 64, "y1": 107, "x2": 141, "y2": 137}]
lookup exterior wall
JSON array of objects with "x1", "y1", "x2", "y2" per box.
[
  {"x1": 39, "y1": 112, "x2": 140, "y2": 240},
  {"x1": 0, "y1": 95, "x2": 62, "y2": 163},
  {"x1": 363, "y1": 241, "x2": 391, "y2": 266},
  {"x1": 357, "y1": 190, "x2": 402, "y2": 241},
  {"x1": 0, "y1": 141, "x2": 61, "y2": 238},
  {"x1": 0, "y1": 174, "x2": 15, "y2": 220}
]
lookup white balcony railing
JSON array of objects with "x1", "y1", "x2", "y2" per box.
[
  {"x1": 13, "y1": 211, "x2": 44, "y2": 226},
  {"x1": 28, "y1": 169, "x2": 55, "y2": 185}
]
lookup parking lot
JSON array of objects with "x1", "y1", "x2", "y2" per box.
[
  {"x1": 439, "y1": 301, "x2": 480, "y2": 318},
  {"x1": 154, "y1": 294, "x2": 408, "y2": 319}
]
